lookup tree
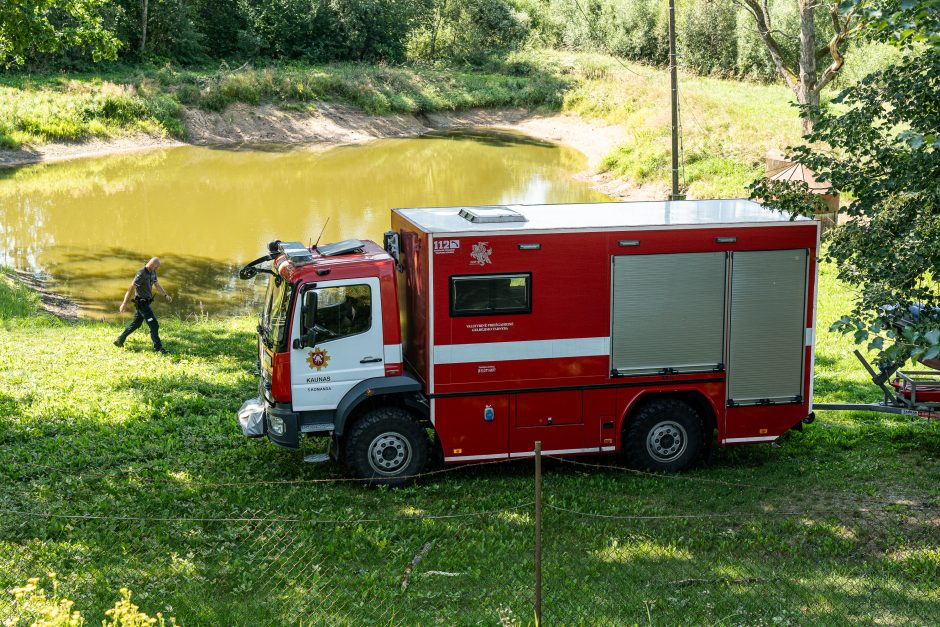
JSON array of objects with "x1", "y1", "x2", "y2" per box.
[
  {"x1": 0, "y1": 0, "x2": 120, "y2": 67},
  {"x1": 750, "y1": 1, "x2": 940, "y2": 366},
  {"x1": 140, "y1": 0, "x2": 148, "y2": 54},
  {"x1": 735, "y1": 0, "x2": 868, "y2": 132}
]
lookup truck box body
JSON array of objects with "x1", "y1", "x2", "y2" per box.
[{"x1": 390, "y1": 200, "x2": 819, "y2": 462}]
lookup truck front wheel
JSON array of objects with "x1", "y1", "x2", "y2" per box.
[
  {"x1": 345, "y1": 407, "x2": 429, "y2": 486},
  {"x1": 623, "y1": 398, "x2": 704, "y2": 472}
]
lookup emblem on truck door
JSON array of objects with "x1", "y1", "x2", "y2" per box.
[
  {"x1": 306, "y1": 347, "x2": 331, "y2": 371},
  {"x1": 470, "y1": 241, "x2": 493, "y2": 266}
]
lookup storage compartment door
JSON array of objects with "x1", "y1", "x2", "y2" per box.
[
  {"x1": 728, "y1": 249, "x2": 808, "y2": 405},
  {"x1": 510, "y1": 391, "x2": 590, "y2": 454},
  {"x1": 611, "y1": 252, "x2": 727, "y2": 375}
]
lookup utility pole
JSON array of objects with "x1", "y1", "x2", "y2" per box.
[{"x1": 668, "y1": 0, "x2": 685, "y2": 201}]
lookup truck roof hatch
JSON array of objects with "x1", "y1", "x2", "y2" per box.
[
  {"x1": 277, "y1": 241, "x2": 315, "y2": 266},
  {"x1": 317, "y1": 239, "x2": 366, "y2": 257},
  {"x1": 458, "y1": 206, "x2": 527, "y2": 224}
]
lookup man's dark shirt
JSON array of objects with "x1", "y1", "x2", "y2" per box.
[{"x1": 133, "y1": 267, "x2": 158, "y2": 301}]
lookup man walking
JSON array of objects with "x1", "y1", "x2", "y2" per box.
[{"x1": 114, "y1": 257, "x2": 172, "y2": 353}]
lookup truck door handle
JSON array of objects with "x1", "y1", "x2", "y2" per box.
[{"x1": 360, "y1": 357, "x2": 383, "y2": 363}]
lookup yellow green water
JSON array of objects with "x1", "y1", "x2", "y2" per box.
[{"x1": 0, "y1": 130, "x2": 609, "y2": 318}]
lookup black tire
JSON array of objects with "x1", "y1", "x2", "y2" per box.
[
  {"x1": 344, "y1": 407, "x2": 429, "y2": 487},
  {"x1": 623, "y1": 398, "x2": 704, "y2": 472}
]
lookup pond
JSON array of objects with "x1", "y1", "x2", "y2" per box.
[{"x1": 0, "y1": 130, "x2": 610, "y2": 318}]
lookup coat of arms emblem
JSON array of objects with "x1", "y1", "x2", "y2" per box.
[
  {"x1": 470, "y1": 241, "x2": 493, "y2": 266},
  {"x1": 307, "y1": 347, "x2": 331, "y2": 371}
]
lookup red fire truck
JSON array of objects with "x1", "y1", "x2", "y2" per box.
[{"x1": 238, "y1": 200, "x2": 820, "y2": 485}]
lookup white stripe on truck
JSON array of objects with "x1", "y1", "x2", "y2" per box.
[{"x1": 433, "y1": 336, "x2": 610, "y2": 365}]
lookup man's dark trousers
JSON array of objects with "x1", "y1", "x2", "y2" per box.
[{"x1": 117, "y1": 299, "x2": 162, "y2": 350}]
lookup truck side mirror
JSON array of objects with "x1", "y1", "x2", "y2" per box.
[{"x1": 301, "y1": 290, "x2": 318, "y2": 347}]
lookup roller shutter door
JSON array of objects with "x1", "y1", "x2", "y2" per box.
[
  {"x1": 728, "y1": 249, "x2": 808, "y2": 405},
  {"x1": 611, "y1": 252, "x2": 727, "y2": 375}
]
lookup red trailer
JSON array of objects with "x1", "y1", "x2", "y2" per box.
[{"x1": 238, "y1": 200, "x2": 820, "y2": 484}]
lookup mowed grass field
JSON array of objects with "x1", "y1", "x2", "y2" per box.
[{"x1": 0, "y1": 262, "x2": 938, "y2": 625}]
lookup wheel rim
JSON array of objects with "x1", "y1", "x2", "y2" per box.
[
  {"x1": 367, "y1": 431, "x2": 412, "y2": 476},
  {"x1": 646, "y1": 420, "x2": 688, "y2": 463}
]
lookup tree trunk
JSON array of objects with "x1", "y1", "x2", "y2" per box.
[
  {"x1": 140, "y1": 0, "x2": 148, "y2": 56},
  {"x1": 429, "y1": 9, "x2": 440, "y2": 61},
  {"x1": 797, "y1": 0, "x2": 818, "y2": 134}
]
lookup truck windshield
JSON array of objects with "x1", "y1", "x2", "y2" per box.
[{"x1": 260, "y1": 277, "x2": 293, "y2": 350}]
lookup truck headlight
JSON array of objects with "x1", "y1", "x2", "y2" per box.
[{"x1": 269, "y1": 415, "x2": 285, "y2": 436}]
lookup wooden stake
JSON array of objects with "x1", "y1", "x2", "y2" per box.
[{"x1": 534, "y1": 441, "x2": 542, "y2": 625}]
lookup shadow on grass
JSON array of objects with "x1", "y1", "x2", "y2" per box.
[{"x1": 813, "y1": 372, "x2": 883, "y2": 403}]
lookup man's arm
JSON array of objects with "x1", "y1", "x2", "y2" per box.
[
  {"x1": 154, "y1": 279, "x2": 173, "y2": 303},
  {"x1": 119, "y1": 282, "x2": 136, "y2": 313}
]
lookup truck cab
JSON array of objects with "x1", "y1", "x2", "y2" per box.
[{"x1": 238, "y1": 239, "x2": 431, "y2": 485}]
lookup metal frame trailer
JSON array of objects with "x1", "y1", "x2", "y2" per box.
[{"x1": 814, "y1": 350, "x2": 940, "y2": 419}]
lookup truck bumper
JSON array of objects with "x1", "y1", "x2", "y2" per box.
[
  {"x1": 237, "y1": 396, "x2": 301, "y2": 450},
  {"x1": 265, "y1": 402, "x2": 301, "y2": 450}
]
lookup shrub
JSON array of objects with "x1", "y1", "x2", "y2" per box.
[{"x1": 679, "y1": 0, "x2": 738, "y2": 76}]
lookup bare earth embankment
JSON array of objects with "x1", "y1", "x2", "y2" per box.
[{"x1": 0, "y1": 103, "x2": 664, "y2": 199}]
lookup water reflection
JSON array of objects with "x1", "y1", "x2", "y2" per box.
[{"x1": 0, "y1": 130, "x2": 609, "y2": 318}]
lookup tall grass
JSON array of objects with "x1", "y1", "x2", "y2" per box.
[
  {"x1": 0, "y1": 81, "x2": 184, "y2": 149},
  {"x1": 170, "y1": 63, "x2": 571, "y2": 114},
  {"x1": 0, "y1": 268, "x2": 39, "y2": 319},
  {"x1": 0, "y1": 61, "x2": 570, "y2": 149}
]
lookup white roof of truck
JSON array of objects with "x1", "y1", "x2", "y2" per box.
[{"x1": 394, "y1": 199, "x2": 813, "y2": 234}]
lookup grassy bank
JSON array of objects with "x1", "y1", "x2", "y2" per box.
[
  {"x1": 0, "y1": 60, "x2": 570, "y2": 149},
  {"x1": 0, "y1": 268, "x2": 39, "y2": 319},
  {"x1": 1, "y1": 263, "x2": 938, "y2": 624},
  {"x1": 0, "y1": 52, "x2": 806, "y2": 197},
  {"x1": 553, "y1": 52, "x2": 803, "y2": 198}
]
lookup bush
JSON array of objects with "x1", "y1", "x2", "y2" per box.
[
  {"x1": 408, "y1": 0, "x2": 529, "y2": 65},
  {"x1": 7, "y1": 576, "x2": 177, "y2": 627},
  {"x1": 605, "y1": 0, "x2": 667, "y2": 64},
  {"x1": 679, "y1": 0, "x2": 738, "y2": 76},
  {"x1": 735, "y1": 9, "x2": 778, "y2": 81}
]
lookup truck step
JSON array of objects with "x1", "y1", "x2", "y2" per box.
[
  {"x1": 303, "y1": 453, "x2": 330, "y2": 464},
  {"x1": 300, "y1": 423, "x2": 334, "y2": 434}
]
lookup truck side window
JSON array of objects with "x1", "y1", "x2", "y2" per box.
[
  {"x1": 314, "y1": 284, "x2": 372, "y2": 341},
  {"x1": 450, "y1": 273, "x2": 531, "y2": 316}
]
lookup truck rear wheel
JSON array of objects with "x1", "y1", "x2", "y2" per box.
[
  {"x1": 623, "y1": 398, "x2": 704, "y2": 472},
  {"x1": 345, "y1": 407, "x2": 429, "y2": 487}
]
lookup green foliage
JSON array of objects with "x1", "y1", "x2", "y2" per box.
[
  {"x1": 679, "y1": 0, "x2": 738, "y2": 76},
  {"x1": 408, "y1": 0, "x2": 529, "y2": 64},
  {"x1": 0, "y1": 80, "x2": 185, "y2": 147},
  {"x1": 751, "y1": 41, "x2": 940, "y2": 365},
  {"x1": 7, "y1": 576, "x2": 175, "y2": 627},
  {"x1": 849, "y1": 0, "x2": 940, "y2": 47},
  {"x1": 0, "y1": 268, "x2": 41, "y2": 320},
  {"x1": 0, "y1": 0, "x2": 120, "y2": 68},
  {"x1": 7, "y1": 576, "x2": 84, "y2": 627},
  {"x1": 0, "y1": 0, "x2": 906, "y2": 91}
]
